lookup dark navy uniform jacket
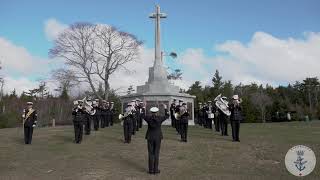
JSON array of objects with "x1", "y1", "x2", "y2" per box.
[{"x1": 145, "y1": 109, "x2": 169, "y2": 140}]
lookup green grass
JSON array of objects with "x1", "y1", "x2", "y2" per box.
[{"x1": 0, "y1": 121, "x2": 319, "y2": 180}]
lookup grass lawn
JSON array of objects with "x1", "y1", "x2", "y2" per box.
[{"x1": 0, "y1": 121, "x2": 319, "y2": 180}]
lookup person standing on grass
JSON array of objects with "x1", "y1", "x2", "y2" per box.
[
  {"x1": 22, "y1": 102, "x2": 37, "y2": 144},
  {"x1": 144, "y1": 104, "x2": 169, "y2": 174},
  {"x1": 119, "y1": 103, "x2": 134, "y2": 143},
  {"x1": 72, "y1": 100, "x2": 86, "y2": 144},
  {"x1": 229, "y1": 95, "x2": 243, "y2": 142}
]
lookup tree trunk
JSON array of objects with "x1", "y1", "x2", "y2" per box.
[
  {"x1": 104, "y1": 71, "x2": 110, "y2": 100},
  {"x1": 87, "y1": 72, "x2": 102, "y2": 99}
]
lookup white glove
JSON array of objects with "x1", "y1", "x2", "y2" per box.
[{"x1": 32, "y1": 124, "x2": 36, "y2": 127}]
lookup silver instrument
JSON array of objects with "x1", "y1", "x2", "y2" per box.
[
  {"x1": 74, "y1": 97, "x2": 96, "y2": 115},
  {"x1": 119, "y1": 107, "x2": 132, "y2": 120},
  {"x1": 214, "y1": 94, "x2": 231, "y2": 116}
]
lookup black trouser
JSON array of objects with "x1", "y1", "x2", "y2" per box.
[
  {"x1": 203, "y1": 117, "x2": 208, "y2": 128},
  {"x1": 231, "y1": 121, "x2": 240, "y2": 141},
  {"x1": 147, "y1": 139, "x2": 161, "y2": 173},
  {"x1": 171, "y1": 116, "x2": 176, "y2": 128},
  {"x1": 93, "y1": 116, "x2": 99, "y2": 131},
  {"x1": 24, "y1": 126, "x2": 34, "y2": 144},
  {"x1": 138, "y1": 117, "x2": 143, "y2": 128},
  {"x1": 214, "y1": 118, "x2": 220, "y2": 132},
  {"x1": 135, "y1": 116, "x2": 140, "y2": 131},
  {"x1": 123, "y1": 120, "x2": 133, "y2": 143},
  {"x1": 132, "y1": 118, "x2": 136, "y2": 135},
  {"x1": 105, "y1": 114, "x2": 110, "y2": 127},
  {"x1": 110, "y1": 116, "x2": 113, "y2": 126},
  {"x1": 198, "y1": 116, "x2": 202, "y2": 126},
  {"x1": 100, "y1": 115, "x2": 105, "y2": 128},
  {"x1": 180, "y1": 122, "x2": 188, "y2": 142},
  {"x1": 208, "y1": 118, "x2": 213, "y2": 129},
  {"x1": 73, "y1": 121, "x2": 83, "y2": 143},
  {"x1": 220, "y1": 118, "x2": 228, "y2": 136},
  {"x1": 176, "y1": 120, "x2": 181, "y2": 134},
  {"x1": 84, "y1": 117, "x2": 91, "y2": 135}
]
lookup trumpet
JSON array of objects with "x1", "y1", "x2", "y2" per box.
[{"x1": 119, "y1": 108, "x2": 132, "y2": 120}]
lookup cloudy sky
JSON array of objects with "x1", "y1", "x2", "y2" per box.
[{"x1": 0, "y1": 0, "x2": 320, "y2": 95}]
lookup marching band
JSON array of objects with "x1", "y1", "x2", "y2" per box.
[{"x1": 21, "y1": 94, "x2": 242, "y2": 174}]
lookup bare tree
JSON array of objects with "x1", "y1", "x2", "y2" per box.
[
  {"x1": 93, "y1": 25, "x2": 142, "y2": 99},
  {"x1": 49, "y1": 23, "x2": 142, "y2": 100},
  {"x1": 50, "y1": 23, "x2": 99, "y2": 97},
  {"x1": 251, "y1": 92, "x2": 272, "y2": 123},
  {"x1": 51, "y1": 68, "x2": 79, "y2": 93}
]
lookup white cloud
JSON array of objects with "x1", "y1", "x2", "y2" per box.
[
  {"x1": 171, "y1": 31, "x2": 320, "y2": 89},
  {"x1": 0, "y1": 37, "x2": 60, "y2": 94},
  {"x1": 44, "y1": 18, "x2": 68, "y2": 41},
  {"x1": 3, "y1": 77, "x2": 38, "y2": 95},
  {"x1": 214, "y1": 32, "x2": 320, "y2": 84},
  {"x1": 0, "y1": 37, "x2": 51, "y2": 75}
]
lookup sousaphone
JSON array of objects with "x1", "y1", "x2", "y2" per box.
[{"x1": 214, "y1": 94, "x2": 231, "y2": 116}]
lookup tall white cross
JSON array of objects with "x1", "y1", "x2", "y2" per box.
[{"x1": 149, "y1": 5, "x2": 167, "y2": 67}]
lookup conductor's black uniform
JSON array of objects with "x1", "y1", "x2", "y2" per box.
[{"x1": 144, "y1": 108, "x2": 169, "y2": 174}]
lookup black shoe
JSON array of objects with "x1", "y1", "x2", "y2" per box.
[
  {"x1": 154, "y1": 170, "x2": 160, "y2": 174},
  {"x1": 148, "y1": 170, "x2": 154, "y2": 174}
]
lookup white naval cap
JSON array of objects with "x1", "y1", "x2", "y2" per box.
[
  {"x1": 150, "y1": 107, "x2": 159, "y2": 113},
  {"x1": 232, "y1": 95, "x2": 239, "y2": 100},
  {"x1": 27, "y1": 102, "x2": 33, "y2": 105}
]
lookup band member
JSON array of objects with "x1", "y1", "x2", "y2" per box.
[
  {"x1": 170, "y1": 99, "x2": 177, "y2": 128},
  {"x1": 119, "y1": 103, "x2": 134, "y2": 143},
  {"x1": 84, "y1": 99, "x2": 92, "y2": 135},
  {"x1": 229, "y1": 95, "x2": 242, "y2": 142},
  {"x1": 72, "y1": 100, "x2": 85, "y2": 144},
  {"x1": 175, "y1": 100, "x2": 183, "y2": 134},
  {"x1": 92, "y1": 100, "x2": 100, "y2": 131},
  {"x1": 197, "y1": 102, "x2": 203, "y2": 126},
  {"x1": 219, "y1": 97, "x2": 229, "y2": 136},
  {"x1": 139, "y1": 102, "x2": 145, "y2": 128},
  {"x1": 214, "y1": 105, "x2": 220, "y2": 132},
  {"x1": 134, "y1": 99, "x2": 141, "y2": 131},
  {"x1": 180, "y1": 102, "x2": 190, "y2": 142},
  {"x1": 105, "y1": 101, "x2": 110, "y2": 127},
  {"x1": 100, "y1": 100, "x2": 107, "y2": 128},
  {"x1": 206, "y1": 101, "x2": 214, "y2": 129},
  {"x1": 22, "y1": 102, "x2": 37, "y2": 144},
  {"x1": 202, "y1": 102, "x2": 209, "y2": 128},
  {"x1": 201, "y1": 102, "x2": 207, "y2": 128},
  {"x1": 109, "y1": 102, "x2": 115, "y2": 126},
  {"x1": 131, "y1": 100, "x2": 137, "y2": 135},
  {"x1": 144, "y1": 104, "x2": 169, "y2": 174}
]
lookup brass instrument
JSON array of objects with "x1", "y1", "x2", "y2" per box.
[
  {"x1": 74, "y1": 97, "x2": 96, "y2": 115},
  {"x1": 214, "y1": 94, "x2": 231, "y2": 116},
  {"x1": 175, "y1": 105, "x2": 188, "y2": 120},
  {"x1": 119, "y1": 107, "x2": 133, "y2": 120}
]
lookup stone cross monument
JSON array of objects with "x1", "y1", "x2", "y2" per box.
[{"x1": 120, "y1": 5, "x2": 195, "y2": 125}]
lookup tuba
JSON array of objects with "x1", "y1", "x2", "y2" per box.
[
  {"x1": 83, "y1": 97, "x2": 96, "y2": 115},
  {"x1": 214, "y1": 94, "x2": 231, "y2": 116}
]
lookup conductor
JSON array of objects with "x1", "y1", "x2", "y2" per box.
[{"x1": 144, "y1": 103, "x2": 169, "y2": 174}]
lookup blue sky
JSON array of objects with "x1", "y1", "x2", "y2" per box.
[{"x1": 0, "y1": 0, "x2": 320, "y2": 94}]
